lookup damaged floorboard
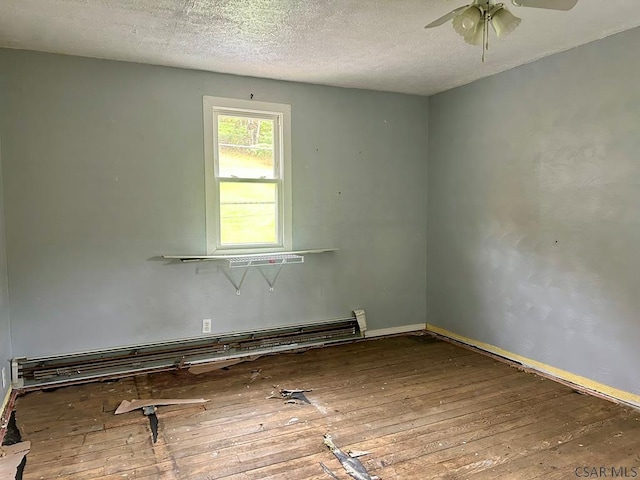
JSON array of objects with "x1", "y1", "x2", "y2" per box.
[{"x1": 11, "y1": 335, "x2": 640, "y2": 479}]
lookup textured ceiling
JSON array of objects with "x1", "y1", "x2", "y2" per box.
[{"x1": 1, "y1": 0, "x2": 640, "y2": 96}]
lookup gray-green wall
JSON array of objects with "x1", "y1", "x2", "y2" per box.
[
  {"x1": 3, "y1": 26, "x2": 639, "y2": 400},
  {"x1": 428, "y1": 27, "x2": 640, "y2": 396},
  {"x1": 0, "y1": 49, "x2": 428, "y2": 358}
]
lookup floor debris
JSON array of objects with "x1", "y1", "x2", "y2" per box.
[
  {"x1": 0, "y1": 441, "x2": 30, "y2": 480},
  {"x1": 282, "y1": 389, "x2": 312, "y2": 404},
  {"x1": 1, "y1": 411, "x2": 28, "y2": 480},
  {"x1": 142, "y1": 406, "x2": 159, "y2": 443},
  {"x1": 188, "y1": 355, "x2": 262, "y2": 375},
  {"x1": 320, "y1": 461, "x2": 341, "y2": 479},
  {"x1": 323, "y1": 434, "x2": 379, "y2": 480},
  {"x1": 267, "y1": 387, "x2": 313, "y2": 404},
  {"x1": 347, "y1": 450, "x2": 372, "y2": 458},
  {"x1": 188, "y1": 359, "x2": 245, "y2": 374},
  {"x1": 115, "y1": 398, "x2": 209, "y2": 445},
  {"x1": 1, "y1": 411, "x2": 22, "y2": 447},
  {"x1": 114, "y1": 398, "x2": 209, "y2": 414}
]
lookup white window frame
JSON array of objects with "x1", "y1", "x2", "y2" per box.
[{"x1": 203, "y1": 96, "x2": 292, "y2": 254}]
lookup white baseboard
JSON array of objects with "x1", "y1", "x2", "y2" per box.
[{"x1": 365, "y1": 323, "x2": 426, "y2": 338}]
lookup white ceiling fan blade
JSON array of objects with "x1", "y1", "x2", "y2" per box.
[
  {"x1": 425, "y1": 5, "x2": 469, "y2": 28},
  {"x1": 511, "y1": 0, "x2": 578, "y2": 11}
]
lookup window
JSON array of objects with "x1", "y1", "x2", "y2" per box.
[{"x1": 203, "y1": 96, "x2": 292, "y2": 254}]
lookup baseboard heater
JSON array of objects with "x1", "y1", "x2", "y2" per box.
[{"x1": 12, "y1": 309, "x2": 367, "y2": 390}]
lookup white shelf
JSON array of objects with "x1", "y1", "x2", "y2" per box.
[
  {"x1": 163, "y1": 248, "x2": 338, "y2": 294},
  {"x1": 162, "y1": 248, "x2": 338, "y2": 263}
]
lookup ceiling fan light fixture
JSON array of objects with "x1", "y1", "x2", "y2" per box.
[
  {"x1": 425, "y1": 0, "x2": 578, "y2": 62},
  {"x1": 452, "y1": 6, "x2": 482, "y2": 35},
  {"x1": 452, "y1": 6, "x2": 485, "y2": 45},
  {"x1": 462, "y1": 24, "x2": 486, "y2": 46},
  {"x1": 490, "y1": 5, "x2": 521, "y2": 38}
]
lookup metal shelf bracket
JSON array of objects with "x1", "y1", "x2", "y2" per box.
[{"x1": 224, "y1": 254, "x2": 304, "y2": 294}]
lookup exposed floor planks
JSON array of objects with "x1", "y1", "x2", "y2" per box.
[{"x1": 11, "y1": 335, "x2": 640, "y2": 479}]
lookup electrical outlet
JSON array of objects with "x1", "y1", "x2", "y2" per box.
[
  {"x1": 1, "y1": 367, "x2": 5, "y2": 389},
  {"x1": 202, "y1": 319, "x2": 212, "y2": 334}
]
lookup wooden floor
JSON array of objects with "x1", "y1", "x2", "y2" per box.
[{"x1": 11, "y1": 335, "x2": 640, "y2": 480}]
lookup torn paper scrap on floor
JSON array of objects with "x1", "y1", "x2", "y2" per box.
[
  {"x1": 323, "y1": 434, "x2": 379, "y2": 480},
  {"x1": 281, "y1": 389, "x2": 312, "y2": 404},
  {"x1": 348, "y1": 450, "x2": 372, "y2": 458},
  {"x1": 0, "y1": 441, "x2": 30, "y2": 479},
  {"x1": 114, "y1": 398, "x2": 209, "y2": 414},
  {"x1": 267, "y1": 387, "x2": 313, "y2": 404},
  {"x1": 320, "y1": 461, "x2": 341, "y2": 479},
  {"x1": 188, "y1": 355, "x2": 262, "y2": 375}
]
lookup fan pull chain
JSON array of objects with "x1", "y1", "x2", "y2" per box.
[{"x1": 482, "y1": 15, "x2": 488, "y2": 62}]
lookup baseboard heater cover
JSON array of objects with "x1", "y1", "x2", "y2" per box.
[{"x1": 12, "y1": 309, "x2": 367, "y2": 390}]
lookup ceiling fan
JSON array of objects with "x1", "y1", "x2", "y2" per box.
[{"x1": 425, "y1": 0, "x2": 579, "y2": 60}]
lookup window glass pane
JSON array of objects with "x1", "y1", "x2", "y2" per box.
[
  {"x1": 220, "y1": 182, "x2": 277, "y2": 245},
  {"x1": 218, "y1": 115, "x2": 275, "y2": 179}
]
